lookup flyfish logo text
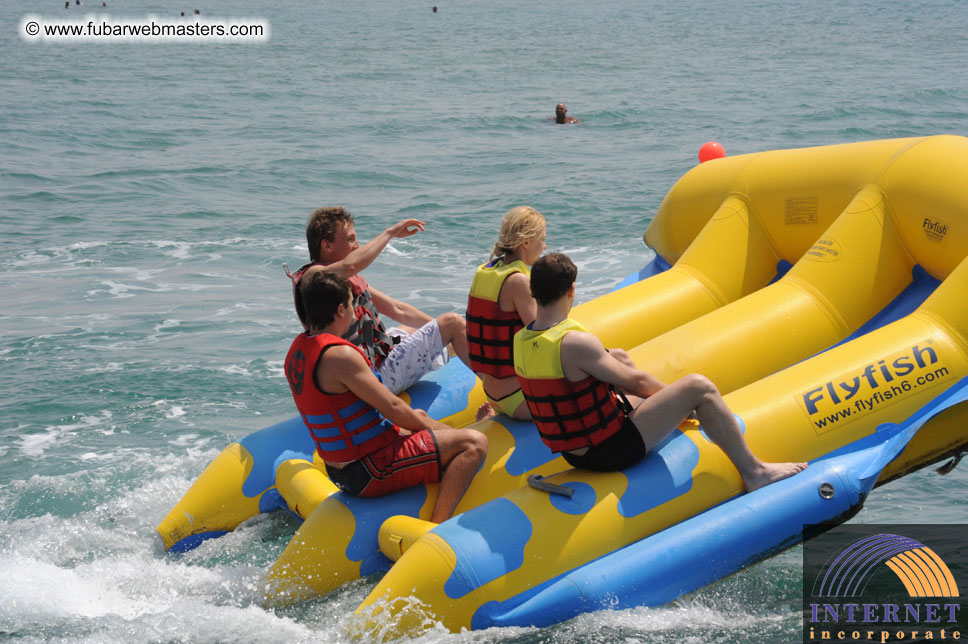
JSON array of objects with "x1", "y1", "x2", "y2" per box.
[
  {"x1": 800, "y1": 343, "x2": 952, "y2": 433},
  {"x1": 923, "y1": 217, "x2": 949, "y2": 243}
]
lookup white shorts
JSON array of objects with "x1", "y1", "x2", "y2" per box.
[{"x1": 376, "y1": 320, "x2": 450, "y2": 395}]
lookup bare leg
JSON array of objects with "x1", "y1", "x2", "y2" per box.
[
  {"x1": 510, "y1": 399, "x2": 532, "y2": 420},
  {"x1": 628, "y1": 374, "x2": 805, "y2": 491},
  {"x1": 437, "y1": 312, "x2": 471, "y2": 369},
  {"x1": 428, "y1": 428, "x2": 487, "y2": 523}
]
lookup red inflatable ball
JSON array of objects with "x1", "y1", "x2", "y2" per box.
[{"x1": 698, "y1": 141, "x2": 726, "y2": 163}]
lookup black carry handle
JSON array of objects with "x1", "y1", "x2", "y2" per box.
[{"x1": 527, "y1": 474, "x2": 575, "y2": 499}]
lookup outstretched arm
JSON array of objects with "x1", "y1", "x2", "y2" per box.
[
  {"x1": 320, "y1": 346, "x2": 449, "y2": 431},
  {"x1": 369, "y1": 286, "x2": 433, "y2": 328},
  {"x1": 322, "y1": 218, "x2": 425, "y2": 278},
  {"x1": 560, "y1": 332, "x2": 664, "y2": 398}
]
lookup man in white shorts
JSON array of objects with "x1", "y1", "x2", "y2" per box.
[{"x1": 289, "y1": 206, "x2": 471, "y2": 394}]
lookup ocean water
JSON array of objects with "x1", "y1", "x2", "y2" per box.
[{"x1": 2, "y1": 0, "x2": 968, "y2": 642}]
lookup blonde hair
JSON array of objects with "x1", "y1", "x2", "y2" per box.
[{"x1": 491, "y1": 206, "x2": 546, "y2": 259}]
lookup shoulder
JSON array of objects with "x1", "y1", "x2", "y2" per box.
[
  {"x1": 503, "y1": 271, "x2": 530, "y2": 290},
  {"x1": 318, "y1": 342, "x2": 367, "y2": 370},
  {"x1": 560, "y1": 328, "x2": 599, "y2": 347},
  {"x1": 560, "y1": 329, "x2": 605, "y2": 361}
]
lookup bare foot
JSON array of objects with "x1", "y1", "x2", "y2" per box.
[
  {"x1": 476, "y1": 402, "x2": 496, "y2": 422},
  {"x1": 743, "y1": 461, "x2": 807, "y2": 492}
]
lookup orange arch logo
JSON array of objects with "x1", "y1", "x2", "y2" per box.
[{"x1": 815, "y1": 534, "x2": 959, "y2": 598}]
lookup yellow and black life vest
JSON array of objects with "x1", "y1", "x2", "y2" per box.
[
  {"x1": 513, "y1": 318, "x2": 626, "y2": 452},
  {"x1": 466, "y1": 258, "x2": 530, "y2": 378}
]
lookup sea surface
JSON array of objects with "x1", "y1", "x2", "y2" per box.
[{"x1": 2, "y1": 0, "x2": 968, "y2": 642}]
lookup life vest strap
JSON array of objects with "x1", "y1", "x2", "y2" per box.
[
  {"x1": 535, "y1": 409, "x2": 622, "y2": 442},
  {"x1": 466, "y1": 313, "x2": 522, "y2": 327},
  {"x1": 520, "y1": 379, "x2": 601, "y2": 404}
]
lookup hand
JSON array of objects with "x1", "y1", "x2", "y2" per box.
[{"x1": 386, "y1": 218, "x2": 426, "y2": 239}]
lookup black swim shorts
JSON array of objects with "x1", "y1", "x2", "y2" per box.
[{"x1": 561, "y1": 416, "x2": 646, "y2": 472}]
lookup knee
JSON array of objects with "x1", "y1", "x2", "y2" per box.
[
  {"x1": 683, "y1": 373, "x2": 718, "y2": 399},
  {"x1": 438, "y1": 312, "x2": 466, "y2": 336},
  {"x1": 464, "y1": 429, "x2": 488, "y2": 463}
]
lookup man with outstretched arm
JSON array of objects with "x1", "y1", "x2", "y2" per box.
[
  {"x1": 513, "y1": 252, "x2": 806, "y2": 490},
  {"x1": 289, "y1": 206, "x2": 471, "y2": 395},
  {"x1": 285, "y1": 267, "x2": 486, "y2": 523}
]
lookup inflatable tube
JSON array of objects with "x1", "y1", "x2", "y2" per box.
[
  {"x1": 350, "y1": 136, "x2": 968, "y2": 634},
  {"x1": 369, "y1": 376, "x2": 968, "y2": 632},
  {"x1": 157, "y1": 360, "x2": 479, "y2": 552},
  {"x1": 263, "y1": 136, "x2": 967, "y2": 605},
  {"x1": 356, "y1": 263, "x2": 968, "y2": 635},
  {"x1": 162, "y1": 137, "x2": 968, "y2": 634}
]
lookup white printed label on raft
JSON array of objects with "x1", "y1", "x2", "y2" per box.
[
  {"x1": 797, "y1": 340, "x2": 954, "y2": 435},
  {"x1": 803, "y1": 237, "x2": 844, "y2": 262},
  {"x1": 785, "y1": 197, "x2": 818, "y2": 225}
]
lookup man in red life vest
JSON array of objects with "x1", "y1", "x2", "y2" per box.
[
  {"x1": 285, "y1": 267, "x2": 487, "y2": 522},
  {"x1": 513, "y1": 253, "x2": 806, "y2": 490},
  {"x1": 290, "y1": 206, "x2": 471, "y2": 395}
]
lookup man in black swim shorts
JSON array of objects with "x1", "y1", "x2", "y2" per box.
[{"x1": 513, "y1": 253, "x2": 805, "y2": 491}]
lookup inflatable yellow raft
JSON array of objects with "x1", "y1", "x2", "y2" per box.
[
  {"x1": 158, "y1": 136, "x2": 968, "y2": 636},
  {"x1": 352, "y1": 135, "x2": 968, "y2": 634}
]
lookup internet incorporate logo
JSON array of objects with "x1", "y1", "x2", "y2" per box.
[
  {"x1": 815, "y1": 534, "x2": 959, "y2": 599},
  {"x1": 803, "y1": 525, "x2": 965, "y2": 644}
]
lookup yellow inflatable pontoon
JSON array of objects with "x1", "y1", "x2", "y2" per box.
[
  {"x1": 158, "y1": 136, "x2": 968, "y2": 636},
  {"x1": 354, "y1": 135, "x2": 968, "y2": 634}
]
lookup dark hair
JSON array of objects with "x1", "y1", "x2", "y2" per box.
[
  {"x1": 300, "y1": 270, "x2": 352, "y2": 330},
  {"x1": 306, "y1": 206, "x2": 354, "y2": 262},
  {"x1": 529, "y1": 252, "x2": 577, "y2": 306}
]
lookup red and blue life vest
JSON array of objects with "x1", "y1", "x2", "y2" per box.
[
  {"x1": 285, "y1": 332, "x2": 399, "y2": 462},
  {"x1": 288, "y1": 262, "x2": 397, "y2": 368}
]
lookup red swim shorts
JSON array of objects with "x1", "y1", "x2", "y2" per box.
[{"x1": 325, "y1": 429, "x2": 441, "y2": 497}]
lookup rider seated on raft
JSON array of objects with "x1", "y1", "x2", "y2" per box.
[
  {"x1": 290, "y1": 206, "x2": 472, "y2": 395},
  {"x1": 513, "y1": 253, "x2": 806, "y2": 490},
  {"x1": 466, "y1": 206, "x2": 547, "y2": 420},
  {"x1": 284, "y1": 267, "x2": 487, "y2": 523}
]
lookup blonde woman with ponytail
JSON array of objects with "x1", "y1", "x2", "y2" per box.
[{"x1": 466, "y1": 206, "x2": 547, "y2": 420}]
